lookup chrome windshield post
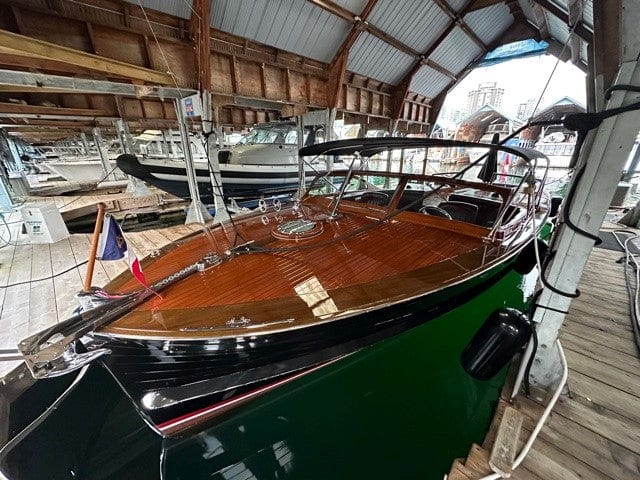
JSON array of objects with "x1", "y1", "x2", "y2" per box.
[{"x1": 329, "y1": 151, "x2": 361, "y2": 219}]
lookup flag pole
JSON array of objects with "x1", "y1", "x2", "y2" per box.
[{"x1": 83, "y1": 202, "x2": 106, "y2": 292}]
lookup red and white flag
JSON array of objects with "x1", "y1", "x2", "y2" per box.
[{"x1": 97, "y1": 214, "x2": 149, "y2": 289}]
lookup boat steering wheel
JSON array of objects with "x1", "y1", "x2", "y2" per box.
[{"x1": 419, "y1": 206, "x2": 452, "y2": 219}]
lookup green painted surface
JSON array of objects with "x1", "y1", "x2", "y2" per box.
[
  {"x1": 2, "y1": 267, "x2": 538, "y2": 480},
  {"x1": 162, "y1": 268, "x2": 536, "y2": 480}
]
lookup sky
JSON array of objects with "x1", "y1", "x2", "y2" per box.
[{"x1": 440, "y1": 53, "x2": 587, "y2": 122}]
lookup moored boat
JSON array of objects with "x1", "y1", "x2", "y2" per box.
[
  {"x1": 116, "y1": 121, "x2": 331, "y2": 200},
  {"x1": 1, "y1": 137, "x2": 551, "y2": 479}
]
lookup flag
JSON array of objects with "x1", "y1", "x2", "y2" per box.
[{"x1": 97, "y1": 214, "x2": 149, "y2": 288}]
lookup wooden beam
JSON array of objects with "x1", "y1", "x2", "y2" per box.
[
  {"x1": 432, "y1": 0, "x2": 488, "y2": 52},
  {"x1": 0, "y1": 102, "x2": 109, "y2": 117},
  {"x1": 328, "y1": 0, "x2": 377, "y2": 67},
  {"x1": 284, "y1": 69, "x2": 292, "y2": 101},
  {"x1": 191, "y1": 0, "x2": 211, "y2": 91},
  {"x1": 230, "y1": 56, "x2": 241, "y2": 93},
  {"x1": 0, "y1": 52, "x2": 102, "y2": 77},
  {"x1": 464, "y1": 0, "x2": 507, "y2": 12},
  {"x1": 327, "y1": 49, "x2": 349, "y2": 109},
  {"x1": 325, "y1": 0, "x2": 377, "y2": 111},
  {"x1": 306, "y1": 0, "x2": 354, "y2": 22},
  {"x1": 592, "y1": 0, "x2": 620, "y2": 105},
  {"x1": 0, "y1": 28, "x2": 172, "y2": 84}
]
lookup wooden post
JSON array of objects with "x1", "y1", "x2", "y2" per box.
[{"x1": 83, "y1": 202, "x2": 106, "y2": 292}]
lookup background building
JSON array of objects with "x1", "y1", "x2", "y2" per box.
[{"x1": 467, "y1": 82, "x2": 504, "y2": 112}]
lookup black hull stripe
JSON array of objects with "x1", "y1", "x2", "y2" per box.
[{"x1": 98, "y1": 259, "x2": 518, "y2": 426}]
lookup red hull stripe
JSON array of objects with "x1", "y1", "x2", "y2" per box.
[{"x1": 157, "y1": 354, "x2": 349, "y2": 435}]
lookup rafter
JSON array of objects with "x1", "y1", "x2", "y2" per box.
[
  {"x1": 0, "y1": 102, "x2": 109, "y2": 117},
  {"x1": 309, "y1": 0, "x2": 456, "y2": 118},
  {"x1": 191, "y1": 0, "x2": 211, "y2": 92},
  {"x1": 390, "y1": 0, "x2": 544, "y2": 122},
  {"x1": 432, "y1": 0, "x2": 488, "y2": 52},
  {"x1": 464, "y1": 0, "x2": 506, "y2": 13},
  {"x1": 325, "y1": 0, "x2": 377, "y2": 110},
  {"x1": 0, "y1": 69, "x2": 194, "y2": 98},
  {"x1": 327, "y1": 49, "x2": 349, "y2": 109},
  {"x1": 0, "y1": 28, "x2": 172, "y2": 85},
  {"x1": 328, "y1": 0, "x2": 377, "y2": 67}
]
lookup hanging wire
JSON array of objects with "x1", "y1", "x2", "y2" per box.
[
  {"x1": 529, "y1": 2, "x2": 583, "y2": 119},
  {"x1": 137, "y1": 0, "x2": 185, "y2": 96}
]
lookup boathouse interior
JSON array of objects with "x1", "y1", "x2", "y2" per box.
[{"x1": 1, "y1": 1, "x2": 640, "y2": 479}]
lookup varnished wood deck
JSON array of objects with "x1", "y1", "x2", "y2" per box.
[
  {"x1": 449, "y1": 237, "x2": 640, "y2": 479},
  {"x1": 0, "y1": 195, "x2": 203, "y2": 376}
]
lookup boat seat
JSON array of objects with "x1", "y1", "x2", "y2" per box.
[
  {"x1": 358, "y1": 191, "x2": 389, "y2": 206},
  {"x1": 437, "y1": 201, "x2": 479, "y2": 223}
]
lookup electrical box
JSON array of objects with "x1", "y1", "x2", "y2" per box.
[{"x1": 20, "y1": 203, "x2": 69, "y2": 244}]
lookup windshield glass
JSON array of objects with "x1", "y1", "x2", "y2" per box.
[{"x1": 238, "y1": 125, "x2": 297, "y2": 145}]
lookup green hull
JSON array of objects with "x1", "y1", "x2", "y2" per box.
[
  {"x1": 1, "y1": 267, "x2": 536, "y2": 480},
  {"x1": 162, "y1": 268, "x2": 534, "y2": 479}
]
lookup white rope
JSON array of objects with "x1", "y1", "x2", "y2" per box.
[{"x1": 480, "y1": 339, "x2": 568, "y2": 479}]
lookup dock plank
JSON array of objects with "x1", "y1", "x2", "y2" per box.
[
  {"x1": 564, "y1": 347, "x2": 640, "y2": 398},
  {"x1": 28, "y1": 243, "x2": 56, "y2": 334},
  {"x1": 472, "y1": 241, "x2": 640, "y2": 480},
  {"x1": 560, "y1": 330, "x2": 640, "y2": 375},
  {"x1": 518, "y1": 431, "x2": 612, "y2": 480},
  {"x1": 1, "y1": 241, "x2": 33, "y2": 343},
  {"x1": 561, "y1": 320, "x2": 639, "y2": 356},
  {"x1": 517, "y1": 395, "x2": 640, "y2": 479},
  {"x1": 50, "y1": 237, "x2": 84, "y2": 320}
]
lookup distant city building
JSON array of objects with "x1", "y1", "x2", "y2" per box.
[
  {"x1": 467, "y1": 82, "x2": 504, "y2": 112},
  {"x1": 516, "y1": 98, "x2": 537, "y2": 121},
  {"x1": 438, "y1": 105, "x2": 467, "y2": 125},
  {"x1": 449, "y1": 108, "x2": 467, "y2": 124}
]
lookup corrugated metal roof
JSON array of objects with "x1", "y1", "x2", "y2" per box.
[
  {"x1": 464, "y1": 3, "x2": 514, "y2": 48},
  {"x1": 545, "y1": 11, "x2": 571, "y2": 45},
  {"x1": 446, "y1": 0, "x2": 469, "y2": 12},
  {"x1": 367, "y1": 0, "x2": 450, "y2": 53},
  {"x1": 211, "y1": 0, "x2": 352, "y2": 63},
  {"x1": 348, "y1": 32, "x2": 415, "y2": 85},
  {"x1": 122, "y1": 0, "x2": 193, "y2": 20},
  {"x1": 409, "y1": 65, "x2": 452, "y2": 99},
  {"x1": 333, "y1": 0, "x2": 369, "y2": 15},
  {"x1": 582, "y1": 0, "x2": 593, "y2": 28},
  {"x1": 428, "y1": 26, "x2": 483, "y2": 76},
  {"x1": 580, "y1": 39, "x2": 588, "y2": 65},
  {"x1": 123, "y1": 0, "x2": 585, "y2": 107},
  {"x1": 549, "y1": 0, "x2": 593, "y2": 29}
]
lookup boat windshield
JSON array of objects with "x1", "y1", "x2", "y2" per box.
[{"x1": 238, "y1": 125, "x2": 298, "y2": 145}]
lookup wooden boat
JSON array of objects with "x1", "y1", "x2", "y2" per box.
[
  {"x1": 116, "y1": 121, "x2": 331, "y2": 200},
  {"x1": 10, "y1": 138, "x2": 549, "y2": 439}
]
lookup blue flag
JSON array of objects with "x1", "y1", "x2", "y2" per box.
[
  {"x1": 96, "y1": 214, "x2": 149, "y2": 288},
  {"x1": 97, "y1": 215, "x2": 127, "y2": 260}
]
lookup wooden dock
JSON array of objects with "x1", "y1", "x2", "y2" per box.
[
  {"x1": 448, "y1": 236, "x2": 640, "y2": 479},
  {"x1": 0, "y1": 194, "x2": 203, "y2": 376}
]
